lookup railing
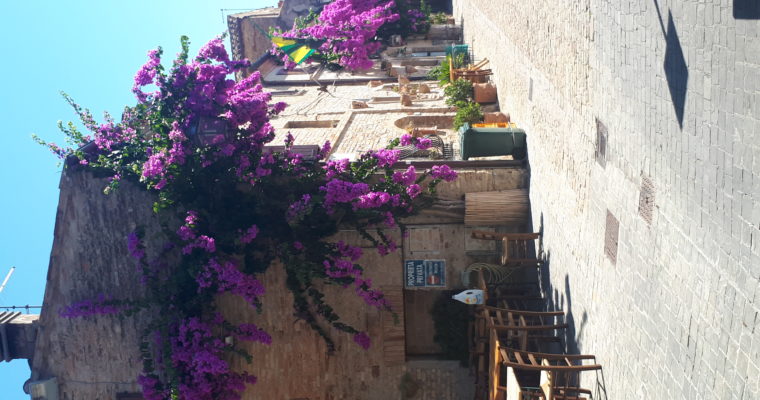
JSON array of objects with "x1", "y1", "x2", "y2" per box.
[{"x1": 0, "y1": 305, "x2": 42, "y2": 314}]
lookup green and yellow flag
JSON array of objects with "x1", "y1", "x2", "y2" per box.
[{"x1": 271, "y1": 36, "x2": 316, "y2": 65}]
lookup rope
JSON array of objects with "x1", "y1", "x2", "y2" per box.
[{"x1": 461, "y1": 262, "x2": 517, "y2": 287}]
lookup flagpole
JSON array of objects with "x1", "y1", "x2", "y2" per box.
[{"x1": 0, "y1": 267, "x2": 14, "y2": 294}]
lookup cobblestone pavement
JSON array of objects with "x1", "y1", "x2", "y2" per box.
[{"x1": 454, "y1": 0, "x2": 760, "y2": 398}]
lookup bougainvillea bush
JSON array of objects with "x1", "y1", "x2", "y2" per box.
[
  {"x1": 272, "y1": 0, "x2": 429, "y2": 70},
  {"x1": 376, "y1": 0, "x2": 429, "y2": 39},
  {"x1": 38, "y1": 36, "x2": 456, "y2": 400}
]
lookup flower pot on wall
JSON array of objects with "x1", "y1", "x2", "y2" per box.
[
  {"x1": 484, "y1": 112, "x2": 510, "y2": 123},
  {"x1": 473, "y1": 83, "x2": 497, "y2": 104}
]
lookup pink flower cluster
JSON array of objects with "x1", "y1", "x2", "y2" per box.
[
  {"x1": 324, "y1": 158, "x2": 349, "y2": 179},
  {"x1": 392, "y1": 165, "x2": 416, "y2": 186},
  {"x1": 353, "y1": 331, "x2": 371, "y2": 350},
  {"x1": 376, "y1": 239, "x2": 398, "y2": 256},
  {"x1": 320, "y1": 240, "x2": 393, "y2": 310},
  {"x1": 127, "y1": 231, "x2": 145, "y2": 261},
  {"x1": 127, "y1": 38, "x2": 286, "y2": 191},
  {"x1": 354, "y1": 278, "x2": 390, "y2": 309},
  {"x1": 372, "y1": 148, "x2": 400, "y2": 167},
  {"x1": 430, "y1": 164, "x2": 458, "y2": 182},
  {"x1": 177, "y1": 211, "x2": 217, "y2": 254},
  {"x1": 236, "y1": 323, "x2": 272, "y2": 345},
  {"x1": 321, "y1": 179, "x2": 370, "y2": 210},
  {"x1": 286, "y1": 194, "x2": 312, "y2": 222},
  {"x1": 59, "y1": 294, "x2": 123, "y2": 318},
  {"x1": 275, "y1": 0, "x2": 399, "y2": 70},
  {"x1": 400, "y1": 133, "x2": 433, "y2": 150},
  {"x1": 197, "y1": 259, "x2": 265, "y2": 305},
  {"x1": 354, "y1": 191, "x2": 393, "y2": 209},
  {"x1": 167, "y1": 317, "x2": 258, "y2": 400},
  {"x1": 240, "y1": 224, "x2": 259, "y2": 244},
  {"x1": 182, "y1": 235, "x2": 216, "y2": 255},
  {"x1": 133, "y1": 49, "x2": 162, "y2": 102},
  {"x1": 137, "y1": 374, "x2": 169, "y2": 400}
]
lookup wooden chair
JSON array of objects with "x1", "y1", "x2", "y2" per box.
[
  {"x1": 470, "y1": 269, "x2": 544, "y2": 308},
  {"x1": 478, "y1": 306, "x2": 566, "y2": 351},
  {"x1": 498, "y1": 346, "x2": 601, "y2": 400},
  {"x1": 472, "y1": 307, "x2": 567, "y2": 400},
  {"x1": 468, "y1": 269, "x2": 553, "y2": 377},
  {"x1": 471, "y1": 230, "x2": 543, "y2": 267},
  {"x1": 468, "y1": 271, "x2": 551, "y2": 374},
  {"x1": 507, "y1": 366, "x2": 592, "y2": 400}
]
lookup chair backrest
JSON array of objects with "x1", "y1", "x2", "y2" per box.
[
  {"x1": 498, "y1": 346, "x2": 602, "y2": 372},
  {"x1": 470, "y1": 230, "x2": 542, "y2": 266},
  {"x1": 482, "y1": 306, "x2": 567, "y2": 332},
  {"x1": 489, "y1": 328, "x2": 501, "y2": 400},
  {"x1": 475, "y1": 306, "x2": 567, "y2": 354}
]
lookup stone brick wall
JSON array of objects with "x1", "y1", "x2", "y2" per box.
[
  {"x1": 454, "y1": 0, "x2": 760, "y2": 398},
  {"x1": 406, "y1": 360, "x2": 474, "y2": 400},
  {"x1": 31, "y1": 169, "x2": 157, "y2": 399}
]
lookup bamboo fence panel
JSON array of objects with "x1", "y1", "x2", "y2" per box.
[{"x1": 465, "y1": 190, "x2": 530, "y2": 226}]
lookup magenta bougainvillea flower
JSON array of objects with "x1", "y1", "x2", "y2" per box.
[
  {"x1": 273, "y1": 0, "x2": 399, "y2": 70},
  {"x1": 353, "y1": 332, "x2": 372, "y2": 350}
]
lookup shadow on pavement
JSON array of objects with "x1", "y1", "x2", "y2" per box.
[
  {"x1": 654, "y1": 0, "x2": 688, "y2": 129},
  {"x1": 734, "y1": 0, "x2": 760, "y2": 19},
  {"x1": 536, "y1": 213, "x2": 608, "y2": 400}
]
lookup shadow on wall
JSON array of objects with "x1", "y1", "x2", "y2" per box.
[
  {"x1": 537, "y1": 213, "x2": 609, "y2": 400},
  {"x1": 734, "y1": 0, "x2": 760, "y2": 19},
  {"x1": 654, "y1": 0, "x2": 688, "y2": 130},
  {"x1": 430, "y1": 0, "x2": 453, "y2": 13}
]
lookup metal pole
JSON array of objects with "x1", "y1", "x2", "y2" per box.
[{"x1": 0, "y1": 267, "x2": 14, "y2": 294}]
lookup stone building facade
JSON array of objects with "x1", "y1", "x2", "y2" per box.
[
  {"x1": 26, "y1": 16, "x2": 530, "y2": 400},
  {"x1": 452, "y1": 0, "x2": 760, "y2": 398}
]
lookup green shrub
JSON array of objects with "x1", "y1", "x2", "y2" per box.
[
  {"x1": 428, "y1": 54, "x2": 468, "y2": 85},
  {"x1": 444, "y1": 79, "x2": 473, "y2": 107},
  {"x1": 453, "y1": 102, "x2": 484, "y2": 130},
  {"x1": 451, "y1": 52, "x2": 468, "y2": 69},
  {"x1": 429, "y1": 12, "x2": 449, "y2": 24},
  {"x1": 427, "y1": 56, "x2": 450, "y2": 84}
]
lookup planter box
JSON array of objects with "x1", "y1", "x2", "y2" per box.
[
  {"x1": 474, "y1": 83, "x2": 497, "y2": 103},
  {"x1": 484, "y1": 112, "x2": 510, "y2": 123}
]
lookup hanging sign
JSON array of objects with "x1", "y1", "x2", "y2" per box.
[{"x1": 404, "y1": 259, "x2": 446, "y2": 288}]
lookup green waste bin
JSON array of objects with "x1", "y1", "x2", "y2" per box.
[
  {"x1": 445, "y1": 44, "x2": 469, "y2": 66},
  {"x1": 459, "y1": 123, "x2": 528, "y2": 160}
]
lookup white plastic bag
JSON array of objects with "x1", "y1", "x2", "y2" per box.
[{"x1": 452, "y1": 289, "x2": 484, "y2": 305}]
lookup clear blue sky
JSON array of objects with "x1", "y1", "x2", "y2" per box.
[{"x1": 0, "y1": 1, "x2": 276, "y2": 397}]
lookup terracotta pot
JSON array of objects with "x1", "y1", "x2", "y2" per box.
[
  {"x1": 474, "y1": 83, "x2": 498, "y2": 103},
  {"x1": 412, "y1": 127, "x2": 437, "y2": 137},
  {"x1": 484, "y1": 112, "x2": 510, "y2": 123}
]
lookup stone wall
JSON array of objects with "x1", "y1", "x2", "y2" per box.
[
  {"x1": 31, "y1": 169, "x2": 158, "y2": 399},
  {"x1": 228, "y1": 7, "x2": 281, "y2": 69},
  {"x1": 454, "y1": 0, "x2": 760, "y2": 398}
]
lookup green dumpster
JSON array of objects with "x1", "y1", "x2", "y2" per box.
[
  {"x1": 458, "y1": 123, "x2": 528, "y2": 160},
  {"x1": 445, "y1": 44, "x2": 469, "y2": 65}
]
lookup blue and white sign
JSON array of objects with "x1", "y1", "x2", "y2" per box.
[{"x1": 405, "y1": 259, "x2": 446, "y2": 288}]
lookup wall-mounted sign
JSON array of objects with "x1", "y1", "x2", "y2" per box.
[{"x1": 404, "y1": 259, "x2": 446, "y2": 288}]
